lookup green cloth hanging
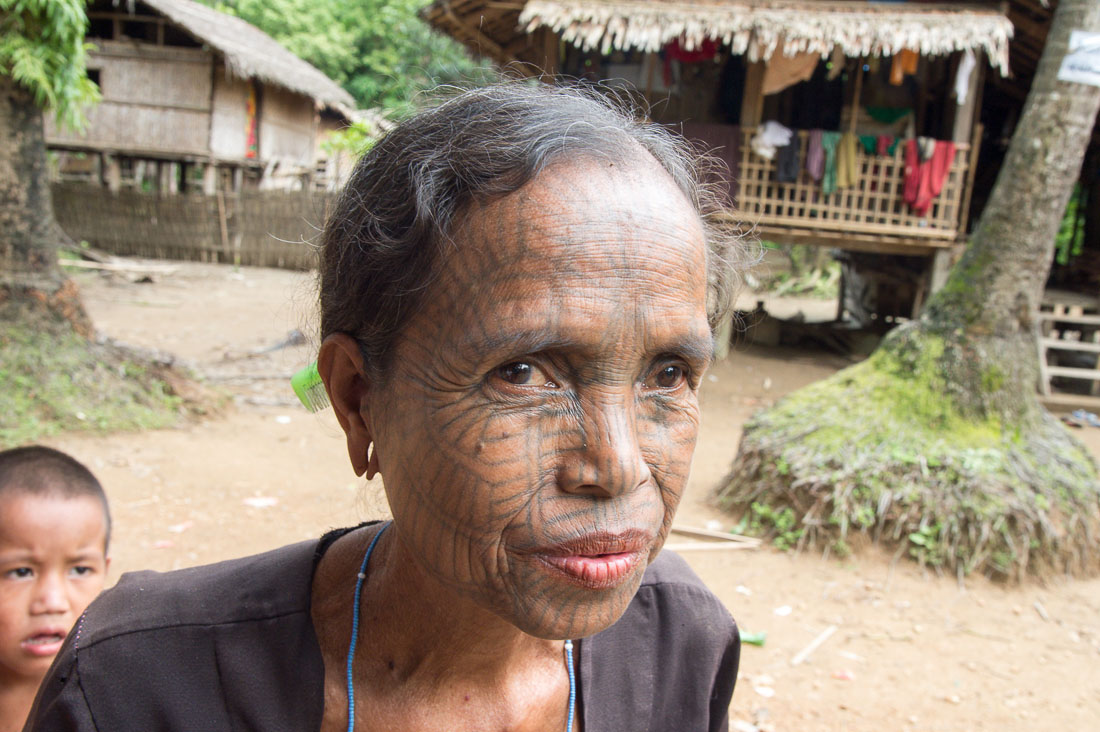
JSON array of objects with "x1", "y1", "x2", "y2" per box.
[{"x1": 821, "y1": 132, "x2": 841, "y2": 195}]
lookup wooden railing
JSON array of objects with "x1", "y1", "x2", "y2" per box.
[{"x1": 736, "y1": 128, "x2": 973, "y2": 242}]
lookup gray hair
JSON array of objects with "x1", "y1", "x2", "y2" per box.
[{"x1": 319, "y1": 82, "x2": 745, "y2": 379}]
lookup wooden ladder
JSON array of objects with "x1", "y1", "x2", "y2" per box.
[{"x1": 1037, "y1": 305, "x2": 1100, "y2": 408}]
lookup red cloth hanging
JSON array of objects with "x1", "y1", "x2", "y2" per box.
[
  {"x1": 929, "y1": 141, "x2": 956, "y2": 197},
  {"x1": 663, "y1": 38, "x2": 719, "y2": 85},
  {"x1": 903, "y1": 139, "x2": 921, "y2": 205},
  {"x1": 907, "y1": 140, "x2": 957, "y2": 216}
]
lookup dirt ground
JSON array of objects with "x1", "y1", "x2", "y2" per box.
[{"x1": 43, "y1": 260, "x2": 1100, "y2": 731}]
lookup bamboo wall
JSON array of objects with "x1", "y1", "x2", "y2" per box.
[
  {"x1": 46, "y1": 42, "x2": 214, "y2": 157},
  {"x1": 259, "y1": 86, "x2": 317, "y2": 169},
  {"x1": 210, "y1": 72, "x2": 251, "y2": 160},
  {"x1": 52, "y1": 184, "x2": 332, "y2": 271}
]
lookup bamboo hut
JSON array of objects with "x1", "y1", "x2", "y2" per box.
[
  {"x1": 45, "y1": 0, "x2": 355, "y2": 194},
  {"x1": 425, "y1": 0, "x2": 1028, "y2": 318}
]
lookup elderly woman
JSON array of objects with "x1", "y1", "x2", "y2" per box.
[{"x1": 28, "y1": 84, "x2": 743, "y2": 731}]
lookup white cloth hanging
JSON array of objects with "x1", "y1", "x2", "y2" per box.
[
  {"x1": 955, "y1": 49, "x2": 977, "y2": 105},
  {"x1": 750, "y1": 120, "x2": 793, "y2": 160}
]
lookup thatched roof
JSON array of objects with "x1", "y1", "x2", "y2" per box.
[
  {"x1": 140, "y1": 0, "x2": 354, "y2": 108},
  {"x1": 517, "y1": 1, "x2": 1013, "y2": 74}
]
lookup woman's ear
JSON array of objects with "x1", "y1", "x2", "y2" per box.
[{"x1": 318, "y1": 333, "x2": 373, "y2": 477}]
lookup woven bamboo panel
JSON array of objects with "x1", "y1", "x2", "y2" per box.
[
  {"x1": 52, "y1": 184, "x2": 328, "y2": 271},
  {"x1": 736, "y1": 128, "x2": 971, "y2": 240}
]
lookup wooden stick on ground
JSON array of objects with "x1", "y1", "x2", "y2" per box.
[{"x1": 791, "y1": 625, "x2": 838, "y2": 666}]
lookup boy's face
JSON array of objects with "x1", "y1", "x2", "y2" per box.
[{"x1": 0, "y1": 493, "x2": 109, "y2": 682}]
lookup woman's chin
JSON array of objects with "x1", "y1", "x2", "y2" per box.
[{"x1": 503, "y1": 568, "x2": 647, "y2": 640}]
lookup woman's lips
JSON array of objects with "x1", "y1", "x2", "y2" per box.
[
  {"x1": 529, "y1": 531, "x2": 651, "y2": 589},
  {"x1": 539, "y1": 552, "x2": 643, "y2": 588},
  {"x1": 22, "y1": 630, "x2": 65, "y2": 657}
]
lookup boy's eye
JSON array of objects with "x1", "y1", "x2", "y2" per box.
[
  {"x1": 70, "y1": 566, "x2": 96, "y2": 577},
  {"x1": 5, "y1": 567, "x2": 33, "y2": 579},
  {"x1": 493, "y1": 362, "x2": 556, "y2": 388}
]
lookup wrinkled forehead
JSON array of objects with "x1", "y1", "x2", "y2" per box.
[{"x1": 445, "y1": 154, "x2": 708, "y2": 288}]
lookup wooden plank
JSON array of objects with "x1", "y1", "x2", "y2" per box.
[
  {"x1": 670, "y1": 526, "x2": 761, "y2": 544},
  {"x1": 1038, "y1": 313, "x2": 1100, "y2": 326},
  {"x1": 1041, "y1": 338, "x2": 1100, "y2": 353},
  {"x1": 1045, "y1": 366, "x2": 1100, "y2": 380}
]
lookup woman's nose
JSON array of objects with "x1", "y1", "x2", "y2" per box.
[
  {"x1": 30, "y1": 575, "x2": 71, "y2": 615},
  {"x1": 558, "y1": 398, "x2": 651, "y2": 498}
]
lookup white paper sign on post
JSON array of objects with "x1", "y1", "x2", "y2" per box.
[{"x1": 1058, "y1": 30, "x2": 1100, "y2": 88}]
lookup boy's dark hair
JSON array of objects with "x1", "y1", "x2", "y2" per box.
[
  {"x1": 0, "y1": 446, "x2": 112, "y2": 551},
  {"x1": 320, "y1": 81, "x2": 746, "y2": 381}
]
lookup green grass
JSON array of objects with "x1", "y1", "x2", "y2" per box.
[{"x1": 0, "y1": 323, "x2": 183, "y2": 448}]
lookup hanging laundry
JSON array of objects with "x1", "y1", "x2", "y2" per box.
[
  {"x1": 905, "y1": 139, "x2": 957, "y2": 216},
  {"x1": 762, "y1": 52, "x2": 819, "y2": 95},
  {"x1": 918, "y1": 136, "x2": 936, "y2": 162},
  {"x1": 903, "y1": 139, "x2": 921, "y2": 205},
  {"x1": 876, "y1": 135, "x2": 899, "y2": 157},
  {"x1": 821, "y1": 131, "x2": 841, "y2": 195},
  {"x1": 662, "y1": 38, "x2": 719, "y2": 85},
  {"x1": 955, "y1": 49, "x2": 977, "y2": 105},
  {"x1": 775, "y1": 141, "x2": 801, "y2": 183},
  {"x1": 866, "y1": 106, "x2": 912, "y2": 125},
  {"x1": 751, "y1": 120, "x2": 793, "y2": 160},
  {"x1": 859, "y1": 135, "x2": 878, "y2": 155},
  {"x1": 890, "y1": 49, "x2": 919, "y2": 85},
  {"x1": 806, "y1": 129, "x2": 825, "y2": 180},
  {"x1": 929, "y1": 141, "x2": 957, "y2": 198},
  {"x1": 837, "y1": 132, "x2": 859, "y2": 189}
]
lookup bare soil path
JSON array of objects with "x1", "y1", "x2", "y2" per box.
[{"x1": 44, "y1": 261, "x2": 1100, "y2": 731}]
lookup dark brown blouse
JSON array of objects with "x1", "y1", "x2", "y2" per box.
[{"x1": 26, "y1": 527, "x2": 739, "y2": 731}]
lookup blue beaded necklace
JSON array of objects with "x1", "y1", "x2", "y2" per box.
[{"x1": 345, "y1": 523, "x2": 577, "y2": 732}]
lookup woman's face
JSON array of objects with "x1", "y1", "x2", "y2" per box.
[{"x1": 370, "y1": 154, "x2": 712, "y2": 640}]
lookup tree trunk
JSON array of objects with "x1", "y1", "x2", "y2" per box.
[
  {"x1": 718, "y1": 0, "x2": 1100, "y2": 579},
  {"x1": 923, "y1": 0, "x2": 1100, "y2": 422},
  {"x1": 0, "y1": 74, "x2": 91, "y2": 335}
]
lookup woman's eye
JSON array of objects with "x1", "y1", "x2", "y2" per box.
[
  {"x1": 494, "y1": 362, "x2": 555, "y2": 388},
  {"x1": 647, "y1": 363, "x2": 688, "y2": 390}
]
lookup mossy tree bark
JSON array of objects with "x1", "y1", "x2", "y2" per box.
[
  {"x1": 719, "y1": 0, "x2": 1100, "y2": 578},
  {"x1": 0, "y1": 73, "x2": 91, "y2": 335},
  {"x1": 925, "y1": 0, "x2": 1100, "y2": 424}
]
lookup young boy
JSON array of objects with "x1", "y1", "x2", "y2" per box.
[{"x1": 0, "y1": 446, "x2": 110, "y2": 732}]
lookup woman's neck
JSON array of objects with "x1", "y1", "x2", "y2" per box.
[
  {"x1": 314, "y1": 524, "x2": 562, "y2": 691},
  {"x1": 367, "y1": 526, "x2": 559, "y2": 685}
]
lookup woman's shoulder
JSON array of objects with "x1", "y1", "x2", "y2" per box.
[
  {"x1": 26, "y1": 539, "x2": 328, "y2": 731},
  {"x1": 77, "y1": 538, "x2": 320, "y2": 650},
  {"x1": 580, "y1": 550, "x2": 740, "y2": 731},
  {"x1": 632, "y1": 549, "x2": 738, "y2": 635}
]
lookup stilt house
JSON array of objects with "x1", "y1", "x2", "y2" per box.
[
  {"x1": 45, "y1": 0, "x2": 355, "y2": 193},
  {"x1": 424, "y1": 0, "x2": 1037, "y2": 313}
]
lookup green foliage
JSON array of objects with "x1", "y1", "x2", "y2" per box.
[
  {"x1": 752, "y1": 243, "x2": 840, "y2": 299},
  {"x1": 200, "y1": 0, "x2": 498, "y2": 114},
  {"x1": 748, "y1": 502, "x2": 804, "y2": 551},
  {"x1": 321, "y1": 113, "x2": 389, "y2": 157},
  {"x1": 0, "y1": 0, "x2": 100, "y2": 129},
  {"x1": 0, "y1": 322, "x2": 182, "y2": 447},
  {"x1": 1055, "y1": 184, "x2": 1087, "y2": 267}
]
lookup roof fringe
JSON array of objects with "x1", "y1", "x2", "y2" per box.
[{"x1": 519, "y1": 1, "x2": 1013, "y2": 75}]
